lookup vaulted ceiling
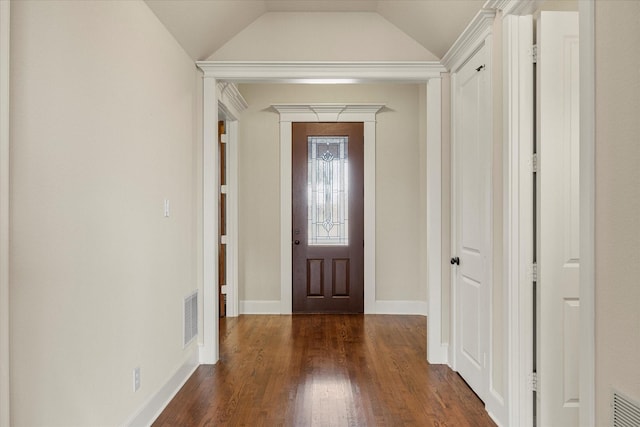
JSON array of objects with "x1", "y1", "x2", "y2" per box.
[{"x1": 144, "y1": 0, "x2": 485, "y2": 61}]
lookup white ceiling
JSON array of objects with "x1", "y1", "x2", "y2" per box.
[{"x1": 145, "y1": 0, "x2": 485, "y2": 61}]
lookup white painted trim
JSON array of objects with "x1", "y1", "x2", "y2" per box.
[
  {"x1": 374, "y1": 300, "x2": 428, "y2": 316},
  {"x1": 196, "y1": 61, "x2": 446, "y2": 83},
  {"x1": 482, "y1": 35, "x2": 498, "y2": 421},
  {"x1": 225, "y1": 120, "x2": 239, "y2": 318},
  {"x1": 278, "y1": 118, "x2": 293, "y2": 315},
  {"x1": 449, "y1": 70, "x2": 458, "y2": 371},
  {"x1": 216, "y1": 85, "x2": 245, "y2": 319},
  {"x1": 196, "y1": 62, "x2": 443, "y2": 379},
  {"x1": 239, "y1": 300, "x2": 282, "y2": 315},
  {"x1": 123, "y1": 347, "x2": 199, "y2": 427},
  {"x1": 502, "y1": 14, "x2": 534, "y2": 427},
  {"x1": 272, "y1": 104, "x2": 383, "y2": 314},
  {"x1": 200, "y1": 76, "x2": 219, "y2": 364},
  {"x1": 217, "y1": 82, "x2": 248, "y2": 118},
  {"x1": 362, "y1": 120, "x2": 377, "y2": 314},
  {"x1": 442, "y1": 9, "x2": 496, "y2": 72},
  {"x1": 487, "y1": 410, "x2": 505, "y2": 427},
  {"x1": 0, "y1": 1, "x2": 9, "y2": 426},
  {"x1": 579, "y1": 0, "x2": 596, "y2": 425},
  {"x1": 199, "y1": 82, "x2": 247, "y2": 358},
  {"x1": 426, "y1": 78, "x2": 448, "y2": 364},
  {"x1": 485, "y1": 0, "x2": 544, "y2": 16}
]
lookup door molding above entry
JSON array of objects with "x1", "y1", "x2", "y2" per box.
[{"x1": 272, "y1": 104, "x2": 383, "y2": 314}]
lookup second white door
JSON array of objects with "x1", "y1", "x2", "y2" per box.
[{"x1": 453, "y1": 41, "x2": 492, "y2": 402}]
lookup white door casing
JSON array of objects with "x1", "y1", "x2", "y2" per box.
[
  {"x1": 218, "y1": 80, "x2": 248, "y2": 318},
  {"x1": 502, "y1": 13, "x2": 535, "y2": 427},
  {"x1": 452, "y1": 41, "x2": 493, "y2": 401},
  {"x1": 537, "y1": 11, "x2": 580, "y2": 427},
  {"x1": 271, "y1": 104, "x2": 382, "y2": 315},
  {"x1": 197, "y1": 61, "x2": 446, "y2": 364}
]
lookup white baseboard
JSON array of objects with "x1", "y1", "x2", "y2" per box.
[
  {"x1": 374, "y1": 300, "x2": 428, "y2": 315},
  {"x1": 427, "y1": 342, "x2": 449, "y2": 365},
  {"x1": 239, "y1": 300, "x2": 428, "y2": 316},
  {"x1": 486, "y1": 388, "x2": 507, "y2": 427},
  {"x1": 124, "y1": 347, "x2": 199, "y2": 427},
  {"x1": 487, "y1": 409, "x2": 505, "y2": 427},
  {"x1": 239, "y1": 300, "x2": 281, "y2": 314}
]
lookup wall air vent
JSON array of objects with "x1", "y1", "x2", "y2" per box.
[
  {"x1": 183, "y1": 291, "x2": 198, "y2": 348},
  {"x1": 613, "y1": 390, "x2": 640, "y2": 427}
]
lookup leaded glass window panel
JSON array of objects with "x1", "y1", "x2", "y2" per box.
[{"x1": 307, "y1": 136, "x2": 349, "y2": 246}]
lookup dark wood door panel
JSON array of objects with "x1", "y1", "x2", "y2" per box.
[
  {"x1": 292, "y1": 122, "x2": 364, "y2": 313},
  {"x1": 331, "y1": 258, "x2": 350, "y2": 297}
]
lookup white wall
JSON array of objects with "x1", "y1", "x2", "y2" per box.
[
  {"x1": 594, "y1": 1, "x2": 640, "y2": 424},
  {"x1": 9, "y1": 1, "x2": 199, "y2": 425},
  {"x1": 208, "y1": 12, "x2": 438, "y2": 61},
  {"x1": 236, "y1": 83, "x2": 426, "y2": 309}
]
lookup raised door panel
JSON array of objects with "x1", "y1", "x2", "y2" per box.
[
  {"x1": 453, "y1": 42, "x2": 491, "y2": 401},
  {"x1": 537, "y1": 11, "x2": 580, "y2": 427}
]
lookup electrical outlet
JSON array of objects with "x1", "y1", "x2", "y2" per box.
[
  {"x1": 133, "y1": 367, "x2": 140, "y2": 392},
  {"x1": 163, "y1": 199, "x2": 170, "y2": 218}
]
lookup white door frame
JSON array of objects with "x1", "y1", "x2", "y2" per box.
[
  {"x1": 502, "y1": 13, "x2": 535, "y2": 427},
  {"x1": 196, "y1": 61, "x2": 446, "y2": 365},
  {"x1": 271, "y1": 104, "x2": 383, "y2": 315},
  {"x1": 497, "y1": 1, "x2": 596, "y2": 425},
  {"x1": 217, "y1": 82, "x2": 248, "y2": 318}
]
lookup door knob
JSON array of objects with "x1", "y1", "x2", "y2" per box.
[
  {"x1": 294, "y1": 240, "x2": 300, "y2": 245},
  {"x1": 450, "y1": 256, "x2": 460, "y2": 265}
]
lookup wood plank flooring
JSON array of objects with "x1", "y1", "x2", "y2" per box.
[{"x1": 153, "y1": 315, "x2": 496, "y2": 427}]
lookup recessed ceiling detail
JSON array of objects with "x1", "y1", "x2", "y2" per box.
[
  {"x1": 145, "y1": 0, "x2": 484, "y2": 61},
  {"x1": 208, "y1": 12, "x2": 439, "y2": 62}
]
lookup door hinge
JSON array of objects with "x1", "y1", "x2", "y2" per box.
[
  {"x1": 529, "y1": 372, "x2": 538, "y2": 392},
  {"x1": 220, "y1": 134, "x2": 228, "y2": 144},
  {"x1": 532, "y1": 153, "x2": 539, "y2": 173},
  {"x1": 531, "y1": 44, "x2": 538, "y2": 64},
  {"x1": 532, "y1": 262, "x2": 538, "y2": 282}
]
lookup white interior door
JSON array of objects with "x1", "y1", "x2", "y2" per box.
[
  {"x1": 537, "y1": 11, "x2": 580, "y2": 427},
  {"x1": 453, "y1": 42, "x2": 491, "y2": 401}
]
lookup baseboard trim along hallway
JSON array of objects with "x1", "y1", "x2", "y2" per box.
[
  {"x1": 124, "y1": 347, "x2": 199, "y2": 427},
  {"x1": 239, "y1": 300, "x2": 428, "y2": 315}
]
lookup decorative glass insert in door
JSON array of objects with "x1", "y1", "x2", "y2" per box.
[{"x1": 307, "y1": 136, "x2": 349, "y2": 246}]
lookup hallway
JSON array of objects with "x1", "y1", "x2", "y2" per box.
[{"x1": 153, "y1": 315, "x2": 496, "y2": 426}]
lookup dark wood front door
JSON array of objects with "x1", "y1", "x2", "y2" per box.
[{"x1": 292, "y1": 122, "x2": 364, "y2": 313}]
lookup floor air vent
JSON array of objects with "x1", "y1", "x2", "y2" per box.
[
  {"x1": 613, "y1": 390, "x2": 640, "y2": 427},
  {"x1": 183, "y1": 291, "x2": 198, "y2": 347}
]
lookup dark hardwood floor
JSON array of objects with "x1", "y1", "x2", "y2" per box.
[{"x1": 153, "y1": 315, "x2": 496, "y2": 426}]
